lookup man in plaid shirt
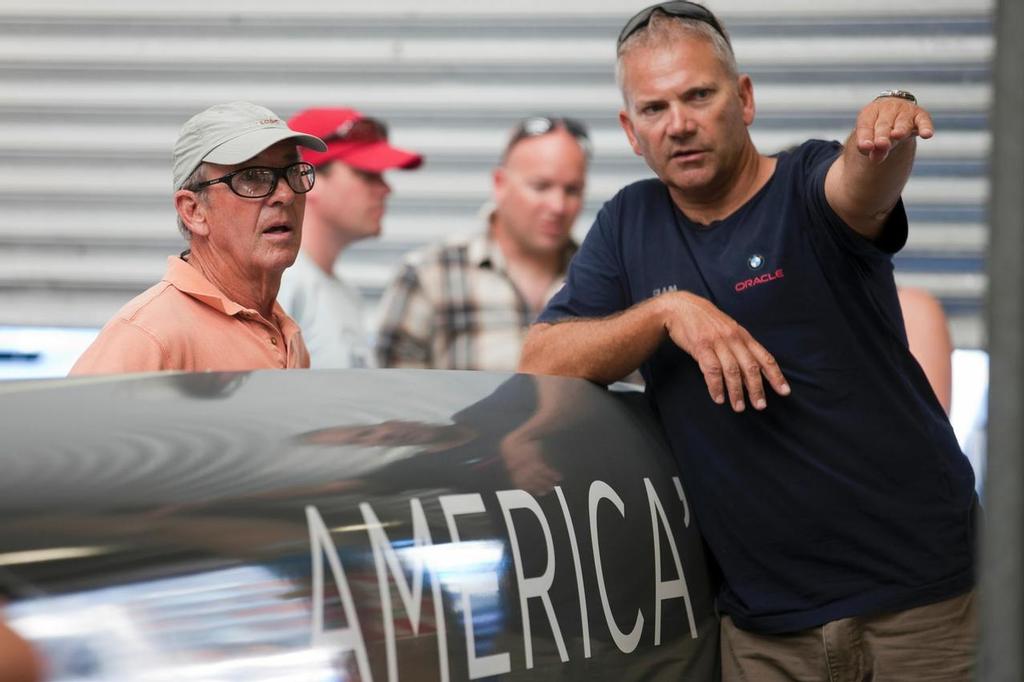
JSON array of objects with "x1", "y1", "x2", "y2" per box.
[{"x1": 375, "y1": 117, "x2": 591, "y2": 371}]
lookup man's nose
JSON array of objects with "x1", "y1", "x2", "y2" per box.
[
  {"x1": 545, "y1": 189, "x2": 568, "y2": 215},
  {"x1": 364, "y1": 172, "x2": 391, "y2": 196},
  {"x1": 267, "y1": 175, "x2": 298, "y2": 205},
  {"x1": 666, "y1": 105, "x2": 694, "y2": 137}
]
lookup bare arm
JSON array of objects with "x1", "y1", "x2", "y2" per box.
[
  {"x1": 825, "y1": 95, "x2": 934, "y2": 240},
  {"x1": 520, "y1": 290, "x2": 789, "y2": 412},
  {"x1": 0, "y1": 615, "x2": 40, "y2": 682},
  {"x1": 898, "y1": 287, "x2": 953, "y2": 413}
]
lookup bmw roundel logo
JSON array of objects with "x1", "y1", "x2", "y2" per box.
[{"x1": 747, "y1": 254, "x2": 765, "y2": 270}]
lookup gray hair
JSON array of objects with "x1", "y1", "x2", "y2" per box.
[
  {"x1": 175, "y1": 164, "x2": 206, "y2": 241},
  {"x1": 615, "y1": 11, "x2": 737, "y2": 105}
]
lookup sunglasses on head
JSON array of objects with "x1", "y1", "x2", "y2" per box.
[
  {"x1": 323, "y1": 117, "x2": 389, "y2": 145},
  {"x1": 617, "y1": 1, "x2": 730, "y2": 49},
  {"x1": 505, "y1": 116, "x2": 593, "y2": 159}
]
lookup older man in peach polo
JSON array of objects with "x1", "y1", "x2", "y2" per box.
[{"x1": 70, "y1": 102, "x2": 326, "y2": 374}]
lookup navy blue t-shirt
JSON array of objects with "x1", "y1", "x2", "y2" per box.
[{"x1": 539, "y1": 140, "x2": 977, "y2": 634}]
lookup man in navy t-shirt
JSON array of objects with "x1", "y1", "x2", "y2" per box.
[{"x1": 520, "y1": 2, "x2": 977, "y2": 680}]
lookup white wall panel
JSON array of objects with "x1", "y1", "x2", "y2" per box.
[{"x1": 0, "y1": 1, "x2": 993, "y2": 348}]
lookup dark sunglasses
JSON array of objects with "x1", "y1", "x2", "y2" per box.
[
  {"x1": 505, "y1": 116, "x2": 592, "y2": 159},
  {"x1": 190, "y1": 162, "x2": 316, "y2": 199},
  {"x1": 617, "y1": 1, "x2": 730, "y2": 49},
  {"x1": 322, "y1": 117, "x2": 389, "y2": 145}
]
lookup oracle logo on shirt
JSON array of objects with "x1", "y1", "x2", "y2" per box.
[{"x1": 735, "y1": 268, "x2": 785, "y2": 293}]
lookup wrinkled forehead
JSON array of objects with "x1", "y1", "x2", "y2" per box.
[{"x1": 620, "y1": 37, "x2": 733, "y2": 97}]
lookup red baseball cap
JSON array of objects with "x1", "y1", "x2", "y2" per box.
[{"x1": 287, "y1": 108, "x2": 423, "y2": 172}]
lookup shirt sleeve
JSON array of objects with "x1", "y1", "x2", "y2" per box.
[
  {"x1": 537, "y1": 204, "x2": 630, "y2": 323},
  {"x1": 803, "y1": 140, "x2": 909, "y2": 260},
  {"x1": 375, "y1": 263, "x2": 435, "y2": 368},
  {"x1": 68, "y1": 319, "x2": 168, "y2": 375}
]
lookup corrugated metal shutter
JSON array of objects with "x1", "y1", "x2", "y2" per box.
[{"x1": 0, "y1": 0, "x2": 992, "y2": 347}]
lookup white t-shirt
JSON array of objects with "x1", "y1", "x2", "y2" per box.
[{"x1": 277, "y1": 250, "x2": 375, "y2": 368}]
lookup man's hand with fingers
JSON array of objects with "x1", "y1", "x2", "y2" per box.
[
  {"x1": 660, "y1": 291, "x2": 790, "y2": 412},
  {"x1": 855, "y1": 92, "x2": 934, "y2": 164},
  {"x1": 825, "y1": 91, "x2": 931, "y2": 239}
]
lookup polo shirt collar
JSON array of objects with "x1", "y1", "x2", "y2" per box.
[
  {"x1": 163, "y1": 255, "x2": 250, "y2": 316},
  {"x1": 161, "y1": 256, "x2": 302, "y2": 348}
]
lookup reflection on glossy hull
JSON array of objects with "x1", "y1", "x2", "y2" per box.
[{"x1": 0, "y1": 370, "x2": 719, "y2": 681}]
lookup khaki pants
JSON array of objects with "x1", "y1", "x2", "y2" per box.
[{"x1": 721, "y1": 590, "x2": 976, "y2": 682}]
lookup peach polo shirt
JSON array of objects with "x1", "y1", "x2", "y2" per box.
[{"x1": 70, "y1": 256, "x2": 310, "y2": 375}]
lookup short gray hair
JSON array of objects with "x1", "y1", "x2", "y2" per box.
[
  {"x1": 615, "y1": 10, "x2": 737, "y2": 104},
  {"x1": 175, "y1": 164, "x2": 206, "y2": 241}
]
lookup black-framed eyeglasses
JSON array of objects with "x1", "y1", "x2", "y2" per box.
[
  {"x1": 617, "y1": 1, "x2": 730, "y2": 50},
  {"x1": 323, "y1": 117, "x2": 389, "y2": 145},
  {"x1": 190, "y1": 162, "x2": 316, "y2": 199},
  {"x1": 505, "y1": 116, "x2": 592, "y2": 160}
]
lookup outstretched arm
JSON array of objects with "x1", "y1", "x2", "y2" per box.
[
  {"x1": 825, "y1": 93, "x2": 934, "y2": 240},
  {"x1": 519, "y1": 290, "x2": 790, "y2": 413}
]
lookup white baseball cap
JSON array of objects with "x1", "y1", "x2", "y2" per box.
[{"x1": 172, "y1": 101, "x2": 327, "y2": 189}]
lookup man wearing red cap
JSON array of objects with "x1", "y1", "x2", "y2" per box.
[{"x1": 278, "y1": 108, "x2": 423, "y2": 368}]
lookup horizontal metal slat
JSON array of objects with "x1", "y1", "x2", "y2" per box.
[
  {"x1": 0, "y1": 0, "x2": 995, "y2": 19},
  {"x1": 0, "y1": 81, "x2": 992, "y2": 114},
  {"x1": 0, "y1": 36, "x2": 992, "y2": 69}
]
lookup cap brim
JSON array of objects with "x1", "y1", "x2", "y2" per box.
[
  {"x1": 204, "y1": 129, "x2": 327, "y2": 165},
  {"x1": 339, "y1": 141, "x2": 424, "y2": 172}
]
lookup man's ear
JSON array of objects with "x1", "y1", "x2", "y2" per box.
[
  {"x1": 174, "y1": 189, "x2": 210, "y2": 238},
  {"x1": 738, "y1": 73, "x2": 756, "y2": 127},
  {"x1": 492, "y1": 166, "x2": 507, "y2": 203},
  {"x1": 619, "y1": 109, "x2": 643, "y2": 157}
]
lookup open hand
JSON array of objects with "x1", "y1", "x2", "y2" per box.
[
  {"x1": 855, "y1": 95, "x2": 934, "y2": 163},
  {"x1": 662, "y1": 291, "x2": 790, "y2": 412}
]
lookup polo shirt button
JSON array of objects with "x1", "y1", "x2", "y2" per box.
[{"x1": 270, "y1": 337, "x2": 278, "y2": 346}]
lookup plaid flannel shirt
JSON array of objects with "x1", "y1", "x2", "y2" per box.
[{"x1": 376, "y1": 231, "x2": 576, "y2": 371}]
